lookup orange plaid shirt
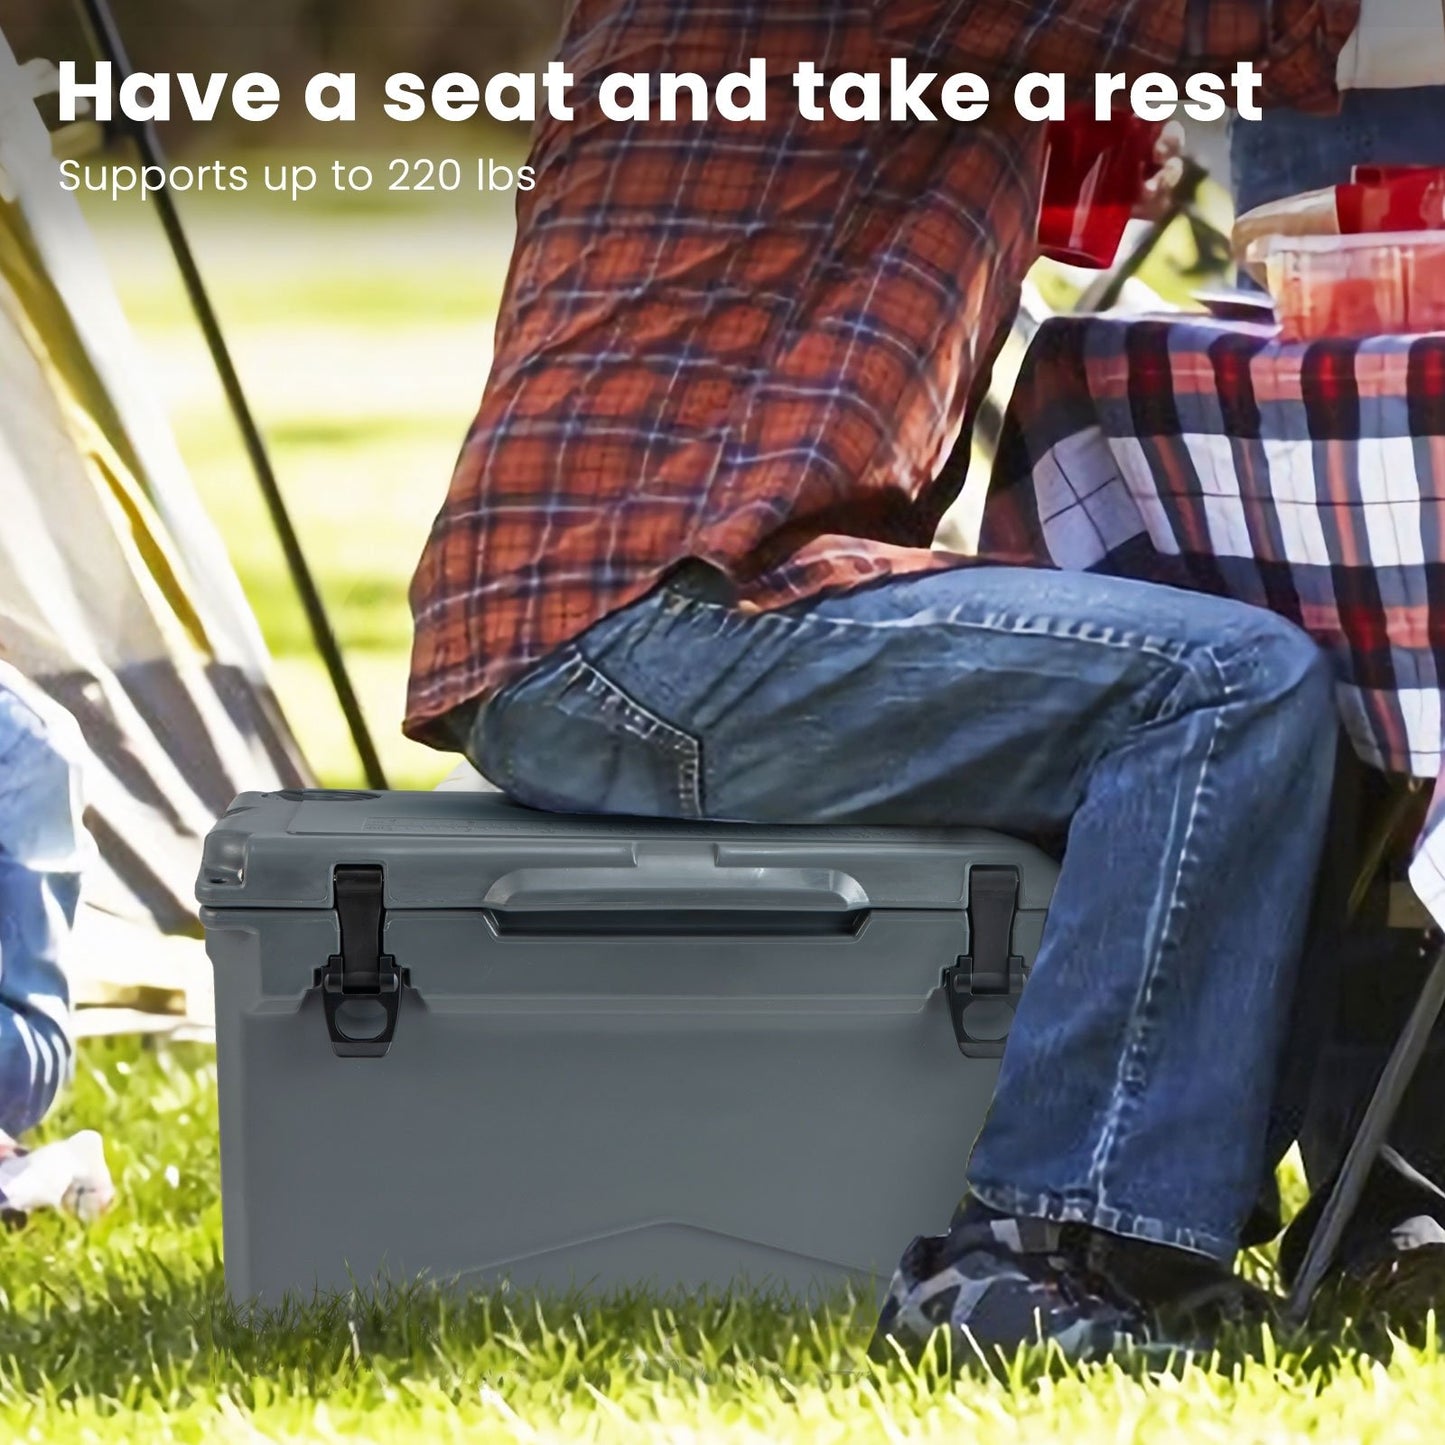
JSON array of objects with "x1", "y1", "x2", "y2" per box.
[{"x1": 406, "y1": 0, "x2": 1359, "y2": 747}]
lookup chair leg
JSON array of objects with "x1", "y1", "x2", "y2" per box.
[
  {"x1": 1285, "y1": 939, "x2": 1445, "y2": 1323},
  {"x1": 1347, "y1": 781, "x2": 1426, "y2": 924}
]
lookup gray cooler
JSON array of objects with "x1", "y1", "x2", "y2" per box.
[{"x1": 196, "y1": 788, "x2": 1058, "y2": 1305}]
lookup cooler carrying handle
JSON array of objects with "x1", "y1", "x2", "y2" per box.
[{"x1": 483, "y1": 853, "x2": 869, "y2": 915}]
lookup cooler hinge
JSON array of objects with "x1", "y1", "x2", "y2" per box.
[
  {"x1": 943, "y1": 866, "x2": 1026, "y2": 1060},
  {"x1": 314, "y1": 865, "x2": 410, "y2": 1059}
]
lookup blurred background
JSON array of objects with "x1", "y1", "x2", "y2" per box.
[
  {"x1": 7, "y1": 0, "x2": 570, "y2": 790},
  {"x1": 3, "y1": 3, "x2": 1233, "y2": 791}
]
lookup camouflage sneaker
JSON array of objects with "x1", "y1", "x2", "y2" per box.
[{"x1": 869, "y1": 1213, "x2": 1151, "y2": 1365}]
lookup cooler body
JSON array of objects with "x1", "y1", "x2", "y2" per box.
[{"x1": 197, "y1": 790, "x2": 1058, "y2": 1305}]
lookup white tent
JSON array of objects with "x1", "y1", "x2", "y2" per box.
[{"x1": 0, "y1": 36, "x2": 309, "y2": 1022}]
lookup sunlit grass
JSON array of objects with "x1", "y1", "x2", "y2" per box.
[{"x1": 0, "y1": 1038, "x2": 1439, "y2": 1443}]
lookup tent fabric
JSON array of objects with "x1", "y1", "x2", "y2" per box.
[{"x1": 0, "y1": 36, "x2": 309, "y2": 941}]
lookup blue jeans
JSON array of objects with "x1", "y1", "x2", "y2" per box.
[
  {"x1": 0, "y1": 668, "x2": 83, "y2": 1137},
  {"x1": 1231, "y1": 88, "x2": 1445, "y2": 216},
  {"x1": 467, "y1": 564, "x2": 1339, "y2": 1261}
]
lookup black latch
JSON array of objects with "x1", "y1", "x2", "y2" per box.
[
  {"x1": 943, "y1": 866, "x2": 1026, "y2": 1059},
  {"x1": 314, "y1": 865, "x2": 409, "y2": 1058}
]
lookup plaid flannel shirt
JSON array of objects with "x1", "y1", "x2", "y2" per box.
[
  {"x1": 406, "y1": 0, "x2": 1360, "y2": 746},
  {"x1": 979, "y1": 313, "x2": 1445, "y2": 927}
]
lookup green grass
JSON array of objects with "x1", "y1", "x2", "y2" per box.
[{"x1": 3, "y1": 1038, "x2": 1444, "y2": 1442}]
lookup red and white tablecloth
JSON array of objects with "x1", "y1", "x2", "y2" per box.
[{"x1": 979, "y1": 312, "x2": 1445, "y2": 926}]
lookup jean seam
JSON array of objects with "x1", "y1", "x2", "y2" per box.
[
  {"x1": 668, "y1": 590, "x2": 1199, "y2": 676},
  {"x1": 1083, "y1": 641, "x2": 1236, "y2": 1212},
  {"x1": 967, "y1": 1180, "x2": 1232, "y2": 1261},
  {"x1": 561, "y1": 650, "x2": 705, "y2": 819}
]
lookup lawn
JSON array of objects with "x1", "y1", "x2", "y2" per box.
[{"x1": 2, "y1": 1036, "x2": 1443, "y2": 1443}]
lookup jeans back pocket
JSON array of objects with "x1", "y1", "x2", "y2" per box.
[{"x1": 471, "y1": 648, "x2": 703, "y2": 819}]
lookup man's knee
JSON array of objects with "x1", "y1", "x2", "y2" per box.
[
  {"x1": 1226, "y1": 609, "x2": 1336, "y2": 718},
  {"x1": 1274, "y1": 620, "x2": 1335, "y2": 712}
]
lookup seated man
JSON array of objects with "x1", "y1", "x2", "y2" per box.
[
  {"x1": 408, "y1": 1, "x2": 1359, "y2": 1357},
  {"x1": 0, "y1": 661, "x2": 83, "y2": 1138}
]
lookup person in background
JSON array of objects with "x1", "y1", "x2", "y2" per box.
[
  {"x1": 409, "y1": 0, "x2": 1362, "y2": 1361},
  {"x1": 1230, "y1": 3, "x2": 1445, "y2": 1312},
  {"x1": 0, "y1": 660, "x2": 84, "y2": 1137},
  {"x1": 1232, "y1": 1, "x2": 1445, "y2": 217}
]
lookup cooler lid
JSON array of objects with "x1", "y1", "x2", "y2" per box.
[{"x1": 196, "y1": 790, "x2": 1057, "y2": 914}]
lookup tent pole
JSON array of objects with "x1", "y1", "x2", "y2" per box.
[{"x1": 72, "y1": 0, "x2": 391, "y2": 792}]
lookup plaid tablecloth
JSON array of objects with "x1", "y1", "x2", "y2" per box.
[{"x1": 979, "y1": 313, "x2": 1445, "y2": 928}]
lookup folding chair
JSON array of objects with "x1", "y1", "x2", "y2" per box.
[
  {"x1": 1286, "y1": 781, "x2": 1445, "y2": 1319},
  {"x1": 1285, "y1": 945, "x2": 1445, "y2": 1316}
]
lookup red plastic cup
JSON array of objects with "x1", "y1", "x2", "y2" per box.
[
  {"x1": 1337, "y1": 169, "x2": 1445, "y2": 233},
  {"x1": 1038, "y1": 109, "x2": 1164, "y2": 269},
  {"x1": 1352, "y1": 165, "x2": 1439, "y2": 185}
]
